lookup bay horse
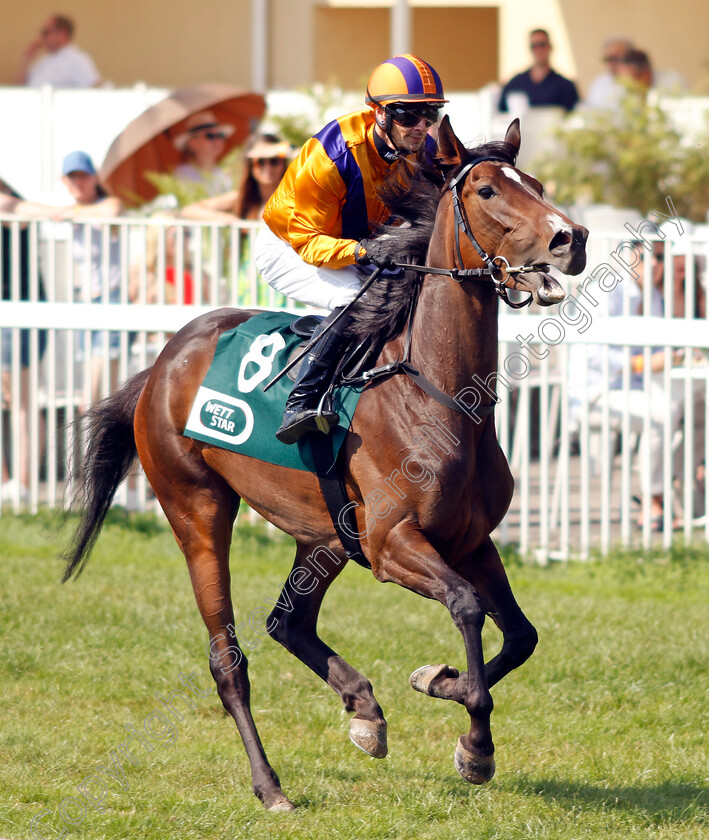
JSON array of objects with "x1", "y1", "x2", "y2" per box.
[{"x1": 63, "y1": 117, "x2": 587, "y2": 811}]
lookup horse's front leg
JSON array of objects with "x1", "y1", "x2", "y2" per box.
[
  {"x1": 373, "y1": 523, "x2": 495, "y2": 784},
  {"x1": 470, "y1": 537, "x2": 538, "y2": 686},
  {"x1": 411, "y1": 536, "x2": 538, "y2": 696},
  {"x1": 266, "y1": 545, "x2": 388, "y2": 758}
]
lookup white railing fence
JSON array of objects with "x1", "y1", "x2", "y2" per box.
[
  {"x1": 496, "y1": 228, "x2": 709, "y2": 557},
  {"x1": 2, "y1": 217, "x2": 708, "y2": 558},
  {"x1": 0, "y1": 216, "x2": 302, "y2": 518}
]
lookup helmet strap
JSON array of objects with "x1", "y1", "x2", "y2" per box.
[{"x1": 373, "y1": 121, "x2": 405, "y2": 164}]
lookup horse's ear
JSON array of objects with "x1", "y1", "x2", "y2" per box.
[
  {"x1": 436, "y1": 115, "x2": 467, "y2": 166},
  {"x1": 504, "y1": 119, "x2": 521, "y2": 156}
]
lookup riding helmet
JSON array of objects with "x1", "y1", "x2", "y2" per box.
[{"x1": 365, "y1": 54, "x2": 448, "y2": 107}]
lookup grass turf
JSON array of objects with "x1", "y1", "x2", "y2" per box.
[{"x1": 0, "y1": 510, "x2": 707, "y2": 840}]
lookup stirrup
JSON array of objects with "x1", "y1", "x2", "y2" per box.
[
  {"x1": 315, "y1": 391, "x2": 336, "y2": 433},
  {"x1": 276, "y1": 407, "x2": 339, "y2": 444}
]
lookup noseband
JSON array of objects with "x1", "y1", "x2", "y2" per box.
[{"x1": 398, "y1": 155, "x2": 548, "y2": 309}]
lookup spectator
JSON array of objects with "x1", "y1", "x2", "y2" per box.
[
  {"x1": 130, "y1": 211, "x2": 205, "y2": 306},
  {"x1": 13, "y1": 14, "x2": 101, "y2": 88},
  {"x1": 618, "y1": 49, "x2": 653, "y2": 90},
  {"x1": 618, "y1": 48, "x2": 688, "y2": 97},
  {"x1": 585, "y1": 37, "x2": 633, "y2": 109},
  {"x1": 498, "y1": 29, "x2": 579, "y2": 113},
  {"x1": 568, "y1": 230, "x2": 705, "y2": 530},
  {"x1": 181, "y1": 133, "x2": 291, "y2": 224},
  {"x1": 181, "y1": 133, "x2": 291, "y2": 306},
  {"x1": 0, "y1": 151, "x2": 124, "y2": 406},
  {"x1": 172, "y1": 111, "x2": 235, "y2": 196},
  {"x1": 128, "y1": 211, "x2": 210, "y2": 359},
  {"x1": 1, "y1": 177, "x2": 48, "y2": 504}
]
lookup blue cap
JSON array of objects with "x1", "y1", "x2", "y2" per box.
[{"x1": 61, "y1": 150, "x2": 96, "y2": 176}]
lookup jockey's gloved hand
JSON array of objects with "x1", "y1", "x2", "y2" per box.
[{"x1": 355, "y1": 238, "x2": 397, "y2": 270}]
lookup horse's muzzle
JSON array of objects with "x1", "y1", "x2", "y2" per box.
[{"x1": 549, "y1": 225, "x2": 588, "y2": 276}]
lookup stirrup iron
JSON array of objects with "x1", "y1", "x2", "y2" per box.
[{"x1": 315, "y1": 391, "x2": 336, "y2": 434}]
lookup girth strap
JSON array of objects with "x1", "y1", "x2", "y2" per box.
[{"x1": 307, "y1": 433, "x2": 371, "y2": 570}]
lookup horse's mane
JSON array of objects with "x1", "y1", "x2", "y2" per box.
[{"x1": 345, "y1": 138, "x2": 519, "y2": 359}]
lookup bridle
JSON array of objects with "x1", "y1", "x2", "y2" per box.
[{"x1": 396, "y1": 155, "x2": 549, "y2": 309}]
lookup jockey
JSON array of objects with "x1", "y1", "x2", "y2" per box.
[{"x1": 255, "y1": 54, "x2": 447, "y2": 444}]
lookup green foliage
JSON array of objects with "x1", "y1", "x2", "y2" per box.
[
  {"x1": 142, "y1": 147, "x2": 244, "y2": 210},
  {"x1": 142, "y1": 171, "x2": 215, "y2": 208},
  {"x1": 270, "y1": 82, "x2": 351, "y2": 148},
  {"x1": 533, "y1": 85, "x2": 709, "y2": 222},
  {"x1": 268, "y1": 112, "x2": 314, "y2": 150}
]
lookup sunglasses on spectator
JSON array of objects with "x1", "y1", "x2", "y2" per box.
[
  {"x1": 386, "y1": 104, "x2": 442, "y2": 128},
  {"x1": 203, "y1": 132, "x2": 227, "y2": 141},
  {"x1": 252, "y1": 157, "x2": 285, "y2": 167},
  {"x1": 530, "y1": 41, "x2": 549, "y2": 49}
]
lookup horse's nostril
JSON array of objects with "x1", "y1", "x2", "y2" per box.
[
  {"x1": 575, "y1": 226, "x2": 590, "y2": 244},
  {"x1": 549, "y1": 230, "x2": 572, "y2": 253}
]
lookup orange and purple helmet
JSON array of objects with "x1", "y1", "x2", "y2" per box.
[{"x1": 365, "y1": 54, "x2": 448, "y2": 107}]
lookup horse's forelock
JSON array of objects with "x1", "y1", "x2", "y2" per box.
[{"x1": 450, "y1": 140, "x2": 519, "y2": 182}]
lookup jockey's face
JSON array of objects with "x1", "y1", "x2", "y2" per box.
[
  {"x1": 374, "y1": 105, "x2": 434, "y2": 155},
  {"x1": 388, "y1": 116, "x2": 428, "y2": 154}
]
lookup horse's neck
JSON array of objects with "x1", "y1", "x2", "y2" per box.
[
  {"x1": 411, "y1": 278, "x2": 499, "y2": 391},
  {"x1": 409, "y1": 214, "x2": 500, "y2": 396}
]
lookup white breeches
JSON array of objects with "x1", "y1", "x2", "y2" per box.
[{"x1": 254, "y1": 226, "x2": 362, "y2": 312}]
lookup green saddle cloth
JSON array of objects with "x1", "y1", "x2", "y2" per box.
[{"x1": 183, "y1": 310, "x2": 362, "y2": 472}]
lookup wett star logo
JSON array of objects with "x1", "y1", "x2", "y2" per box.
[
  {"x1": 200, "y1": 398, "x2": 244, "y2": 435},
  {"x1": 186, "y1": 387, "x2": 254, "y2": 445}
]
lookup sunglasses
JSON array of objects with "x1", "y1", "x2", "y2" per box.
[
  {"x1": 203, "y1": 132, "x2": 227, "y2": 141},
  {"x1": 530, "y1": 41, "x2": 549, "y2": 49},
  {"x1": 252, "y1": 157, "x2": 285, "y2": 167},
  {"x1": 386, "y1": 104, "x2": 442, "y2": 128}
]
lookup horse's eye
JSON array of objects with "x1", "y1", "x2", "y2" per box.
[{"x1": 478, "y1": 187, "x2": 495, "y2": 200}]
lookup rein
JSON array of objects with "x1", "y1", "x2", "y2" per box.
[{"x1": 394, "y1": 155, "x2": 547, "y2": 310}]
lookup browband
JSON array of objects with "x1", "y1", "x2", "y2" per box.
[{"x1": 448, "y1": 156, "x2": 512, "y2": 190}]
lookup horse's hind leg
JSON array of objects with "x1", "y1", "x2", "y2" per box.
[
  {"x1": 267, "y1": 546, "x2": 388, "y2": 758},
  {"x1": 143, "y1": 450, "x2": 294, "y2": 811}
]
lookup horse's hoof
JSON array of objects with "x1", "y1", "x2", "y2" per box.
[
  {"x1": 454, "y1": 737, "x2": 495, "y2": 785},
  {"x1": 349, "y1": 717, "x2": 388, "y2": 758},
  {"x1": 265, "y1": 796, "x2": 296, "y2": 812},
  {"x1": 409, "y1": 664, "x2": 460, "y2": 698}
]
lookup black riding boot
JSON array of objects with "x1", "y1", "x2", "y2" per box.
[{"x1": 276, "y1": 306, "x2": 352, "y2": 445}]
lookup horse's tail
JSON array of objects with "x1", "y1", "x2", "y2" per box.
[{"x1": 62, "y1": 367, "x2": 152, "y2": 582}]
